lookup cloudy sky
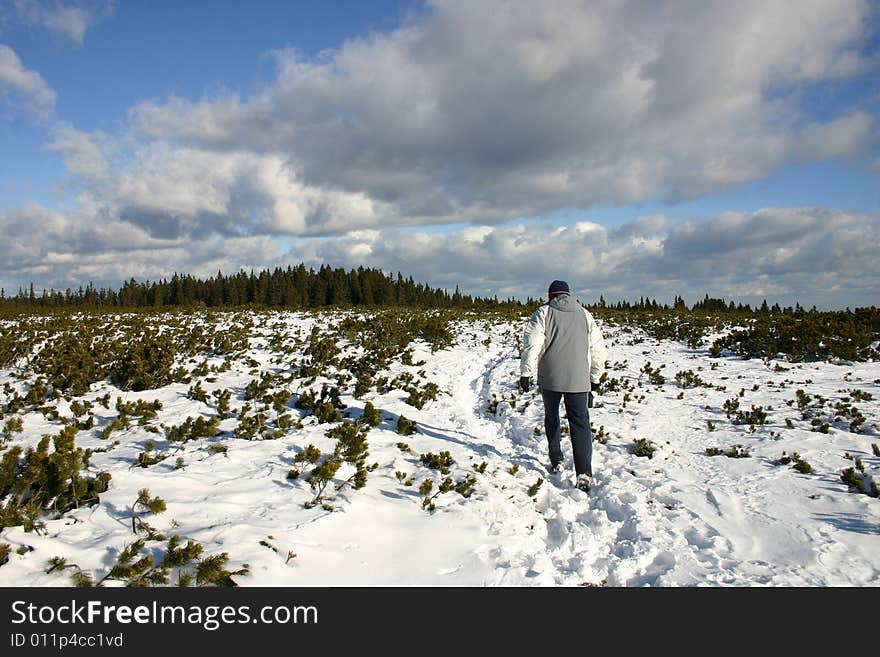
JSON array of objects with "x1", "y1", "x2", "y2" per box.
[{"x1": 1, "y1": 0, "x2": 878, "y2": 308}]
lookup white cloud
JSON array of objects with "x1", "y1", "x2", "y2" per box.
[
  {"x1": 6, "y1": 0, "x2": 878, "y2": 310},
  {"x1": 65, "y1": 143, "x2": 397, "y2": 239},
  {"x1": 274, "y1": 208, "x2": 880, "y2": 308},
  {"x1": 117, "y1": 0, "x2": 877, "y2": 234},
  {"x1": 0, "y1": 44, "x2": 56, "y2": 118},
  {"x1": 1, "y1": 204, "x2": 876, "y2": 308},
  {"x1": 10, "y1": 1, "x2": 111, "y2": 45},
  {"x1": 795, "y1": 111, "x2": 874, "y2": 160},
  {"x1": 46, "y1": 123, "x2": 115, "y2": 181}
]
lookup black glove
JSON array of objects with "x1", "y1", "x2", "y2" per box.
[{"x1": 519, "y1": 376, "x2": 531, "y2": 393}]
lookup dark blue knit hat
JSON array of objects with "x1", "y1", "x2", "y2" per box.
[{"x1": 548, "y1": 280, "x2": 570, "y2": 296}]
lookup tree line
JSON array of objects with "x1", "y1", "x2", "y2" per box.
[
  {"x1": 0, "y1": 265, "x2": 522, "y2": 311},
  {"x1": 0, "y1": 266, "x2": 875, "y2": 318}
]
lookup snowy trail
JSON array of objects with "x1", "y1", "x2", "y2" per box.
[
  {"x1": 469, "y1": 321, "x2": 880, "y2": 585},
  {"x1": 1, "y1": 311, "x2": 878, "y2": 586}
]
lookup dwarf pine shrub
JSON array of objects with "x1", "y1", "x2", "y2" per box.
[
  {"x1": 722, "y1": 397, "x2": 740, "y2": 419},
  {"x1": 294, "y1": 389, "x2": 316, "y2": 410},
  {"x1": 302, "y1": 423, "x2": 371, "y2": 506},
  {"x1": 795, "y1": 389, "x2": 812, "y2": 418},
  {"x1": 455, "y1": 474, "x2": 477, "y2": 498},
  {"x1": 328, "y1": 422, "x2": 370, "y2": 491},
  {"x1": 675, "y1": 369, "x2": 706, "y2": 388},
  {"x1": 0, "y1": 426, "x2": 111, "y2": 530},
  {"x1": 420, "y1": 476, "x2": 456, "y2": 511},
  {"x1": 396, "y1": 415, "x2": 417, "y2": 435},
  {"x1": 165, "y1": 415, "x2": 220, "y2": 443},
  {"x1": 841, "y1": 468, "x2": 866, "y2": 493},
  {"x1": 633, "y1": 438, "x2": 657, "y2": 459},
  {"x1": 130, "y1": 488, "x2": 167, "y2": 536},
  {"x1": 110, "y1": 329, "x2": 178, "y2": 391},
  {"x1": 69, "y1": 399, "x2": 93, "y2": 417},
  {"x1": 405, "y1": 381, "x2": 440, "y2": 410},
  {"x1": 527, "y1": 477, "x2": 543, "y2": 497},
  {"x1": 136, "y1": 444, "x2": 169, "y2": 468},
  {"x1": 187, "y1": 381, "x2": 208, "y2": 403},
  {"x1": 305, "y1": 457, "x2": 341, "y2": 508},
  {"x1": 47, "y1": 534, "x2": 248, "y2": 587},
  {"x1": 359, "y1": 401, "x2": 382, "y2": 427},
  {"x1": 234, "y1": 409, "x2": 269, "y2": 439},
  {"x1": 314, "y1": 402, "x2": 343, "y2": 424},
  {"x1": 420, "y1": 451, "x2": 454, "y2": 474},
  {"x1": 640, "y1": 361, "x2": 665, "y2": 385},
  {"x1": 33, "y1": 331, "x2": 99, "y2": 396},
  {"x1": 116, "y1": 398, "x2": 163, "y2": 424},
  {"x1": 196, "y1": 552, "x2": 250, "y2": 587},
  {"x1": 419, "y1": 478, "x2": 435, "y2": 510},
  {"x1": 734, "y1": 405, "x2": 768, "y2": 426},
  {"x1": 214, "y1": 388, "x2": 232, "y2": 417},
  {"x1": 2, "y1": 416, "x2": 23, "y2": 443},
  {"x1": 791, "y1": 453, "x2": 813, "y2": 474}
]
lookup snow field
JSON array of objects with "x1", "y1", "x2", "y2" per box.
[{"x1": 0, "y1": 311, "x2": 878, "y2": 586}]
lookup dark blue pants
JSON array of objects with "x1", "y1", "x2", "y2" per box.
[{"x1": 541, "y1": 389, "x2": 592, "y2": 476}]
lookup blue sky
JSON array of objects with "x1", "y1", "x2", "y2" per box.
[{"x1": 1, "y1": 0, "x2": 878, "y2": 307}]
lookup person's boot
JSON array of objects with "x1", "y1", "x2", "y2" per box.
[{"x1": 576, "y1": 474, "x2": 594, "y2": 492}]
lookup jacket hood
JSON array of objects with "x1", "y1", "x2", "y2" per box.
[{"x1": 548, "y1": 295, "x2": 580, "y2": 312}]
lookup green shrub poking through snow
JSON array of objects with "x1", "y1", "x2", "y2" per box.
[
  {"x1": 840, "y1": 468, "x2": 879, "y2": 497},
  {"x1": 359, "y1": 402, "x2": 382, "y2": 427},
  {"x1": 706, "y1": 446, "x2": 749, "y2": 458},
  {"x1": 45, "y1": 534, "x2": 248, "y2": 587},
  {"x1": 527, "y1": 477, "x2": 544, "y2": 497},
  {"x1": 396, "y1": 415, "x2": 417, "y2": 436},
  {"x1": 420, "y1": 451, "x2": 455, "y2": 474},
  {"x1": 110, "y1": 329, "x2": 178, "y2": 391},
  {"x1": 0, "y1": 425, "x2": 111, "y2": 532},
  {"x1": 632, "y1": 438, "x2": 657, "y2": 459},
  {"x1": 130, "y1": 488, "x2": 167, "y2": 537}
]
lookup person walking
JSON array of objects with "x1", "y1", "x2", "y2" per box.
[{"x1": 519, "y1": 280, "x2": 607, "y2": 492}]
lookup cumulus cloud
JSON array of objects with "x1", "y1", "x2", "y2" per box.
[
  {"x1": 57, "y1": 140, "x2": 396, "y2": 239},
  {"x1": 0, "y1": 201, "x2": 283, "y2": 293},
  {"x1": 9, "y1": 0, "x2": 111, "y2": 45},
  {"x1": 46, "y1": 123, "x2": 115, "y2": 181},
  {"x1": 121, "y1": 0, "x2": 876, "y2": 233},
  {"x1": 3, "y1": 202, "x2": 876, "y2": 309},
  {"x1": 0, "y1": 44, "x2": 55, "y2": 117},
  {"x1": 6, "y1": 1, "x2": 879, "y2": 309},
  {"x1": 268, "y1": 208, "x2": 880, "y2": 308}
]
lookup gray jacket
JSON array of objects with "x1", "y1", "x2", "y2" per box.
[{"x1": 520, "y1": 295, "x2": 607, "y2": 392}]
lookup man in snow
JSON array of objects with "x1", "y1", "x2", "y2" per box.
[{"x1": 519, "y1": 280, "x2": 607, "y2": 492}]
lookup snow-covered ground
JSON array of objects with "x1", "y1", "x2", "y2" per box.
[{"x1": 1, "y1": 311, "x2": 878, "y2": 586}]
